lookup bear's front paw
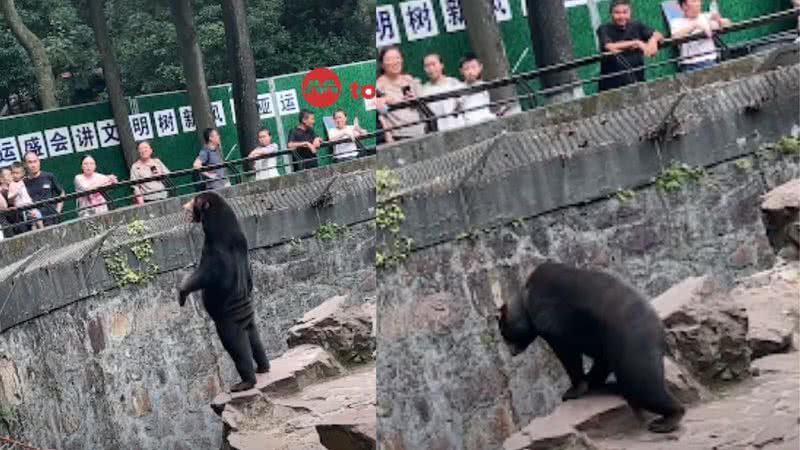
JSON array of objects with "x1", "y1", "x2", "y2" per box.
[
  {"x1": 562, "y1": 381, "x2": 588, "y2": 401},
  {"x1": 178, "y1": 291, "x2": 188, "y2": 307}
]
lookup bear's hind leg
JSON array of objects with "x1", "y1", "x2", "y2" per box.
[
  {"x1": 586, "y1": 356, "x2": 612, "y2": 390},
  {"x1": 642, "y1": 386, "x2": 685, "y2": 433},
  {"x1": 548, "y1": 339, "x2": 588, "y2": 401},
  {"x1": 215, "y1": 319, "x2": 257, "y2": 392},
  {"x1": 247, "y1": 321, "x2": 270, "y2": 374},
  {"x1": 617, "y1": 353, "x2": 685, "y2": 433}
]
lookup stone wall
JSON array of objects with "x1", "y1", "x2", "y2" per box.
[
  {"x1": 377, "y1": 153, "x2": 800, "y2": 450},
  {"x1": 376, "y1": 50, "x2": 800, "y2": 450}
]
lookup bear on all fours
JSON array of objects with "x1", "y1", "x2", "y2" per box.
[
  {"x1": 178, "y1": 191, "x2": 270, "y2": 393},
  {"x1": 498, "y1": 261, "x2": 685, "y2": 433}
]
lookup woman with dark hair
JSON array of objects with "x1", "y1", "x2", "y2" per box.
[
  {"x1": 193, "y1": 128, "x2": 228, "y2": 191},
  {"x1": 376, "y1": 45, "x2": 425, "y2": 143}
]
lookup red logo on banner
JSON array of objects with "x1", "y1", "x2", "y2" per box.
[{"x1": 302, "y1": 68, "x2": 342, "y2": 108}]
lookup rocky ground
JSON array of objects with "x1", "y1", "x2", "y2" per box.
[
  {"x1": 504, "y1": 179, "x2": 800, "y2": 450},
  {"x1": 211, "y1": 295, "x2": 376, "y2": 450}
]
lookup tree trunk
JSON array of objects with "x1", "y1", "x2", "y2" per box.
[
  {"x1": 168, "y1": 0, "x2": 213, "y2": 147},
  {"x1": 221, "y1": 0, "x2": 260, "y2": 173},
  {"x1": 461, "y1": 0, "x2": 519, "y2": 115},
  {"x1": 525, "y1": 0, "x2": 584, "y2": 102},
  {"x1": 0, "y1": 0, "x2": 58, "y2": 110},
  {"x1": 86, "y1": 0, "x2": 137, "y2": 167}
]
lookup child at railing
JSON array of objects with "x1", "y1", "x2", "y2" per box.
[{"x1": 7, "y1": 162, "x2": 43, "y2": 230}]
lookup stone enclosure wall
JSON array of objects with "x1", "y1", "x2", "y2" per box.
[
  {"x1": 0, "y1": 166, "x2": 375, "y2": 450},
  {"x1": 376, "y1": 49, "x2": 800, "y2": 450}
]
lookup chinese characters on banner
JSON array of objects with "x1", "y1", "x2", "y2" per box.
[
  {"x1": 45, "y1": 127, "x2": 73, "y2": 157},
  {"x1": 154, "y1": 109, "x2": 179, "y2": 137},
  {"x1": 17, "y1": 132, "x2": 48, "y2": 160},
  {"x1": 0, "y1": 137, "x2": 20, "y2": 168},
  {"x1": 70, "y1": 122, "x2": 99, "y2": 152},
  {"x1": 377, "y1": 1, "x2": 588, "y2": 42},
  {"x1": 0, "y1": 87, "x2": 307, "y2": 164},
  {"x1": 376, "y1": 5, "x2": 402, "y2": 47},
  {"x1": 129, "y1": 113, "x2": 154, "y2": 141},
  {"x1": 179, "y1": 106, "x2": 196, "y2": 133},
  {"x1": 257, "y1": 94, "x2": 275, "y2": 119},
  {"x1": 95, "y1": 119, "x2": 121, "y2": 148},
  {"x1": 400, "y1": 0, "x2": 439, "y2": 41},
  {"x1": 494, "y1": 0, "x2": 512, "y2": 22},
  {"x1": 440, "y1": 0, "x2": 465, "y2": 32},
  {"x1": 276, "y1": 90, "x2": 300, "y2": 116},
  {"x1": 211, "y1": 101, "x2": 226, "y2": 128}
]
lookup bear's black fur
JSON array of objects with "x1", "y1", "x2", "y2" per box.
[
  {"x1": 498, "y1": 261, "x2": 685, "y2": 433},
  {"x1": 178, "y1": 192, "x2": 270, "y2": 392}
]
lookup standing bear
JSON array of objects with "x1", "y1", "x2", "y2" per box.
[{"x1": 179, "y1": 191, "x2": 270, "y2": 392}]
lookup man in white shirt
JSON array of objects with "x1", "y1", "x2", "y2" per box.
[
  {"x1": 458, "y1": 53, "x2": 497, "y2": 126},
  {"x1": 327, "y1": 109, "x2": 366, "y2": 163},
  {"x1": 668, "y1": 0, "x2": 731, "y2": 73},
  {"x1": 421, "y1": 53, "x2": 465, "y2": 132}
]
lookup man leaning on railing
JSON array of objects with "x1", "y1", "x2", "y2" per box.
[{"x1": 596, "y1": 0, "x2": 663, "y2": 92}]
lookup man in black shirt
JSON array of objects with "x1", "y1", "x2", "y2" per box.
[
  {"x1": 288, "y1": 110, "x2": 322, "y2": 172},
  {"x1": 24, "y1": 151, "x2": 65, "y2": 227},
  {"x1": 596, "y1": 0, "x2": 663, "y2": 92}
]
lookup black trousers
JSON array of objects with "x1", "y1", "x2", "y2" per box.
[{"x1": 214, "y1": 316, "x2": 270, "y2": 384}]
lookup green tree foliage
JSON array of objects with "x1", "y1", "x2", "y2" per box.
[{"x1": 0, "y1": 0, "x2": 374, "y2": 113}]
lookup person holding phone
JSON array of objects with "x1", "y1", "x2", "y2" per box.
[
  {"x1": 130, "y1": 140, "x2": 171, "y2": 204},
  {"x1": 375, "y1": 45, "x2": 426, "y2": 143}
]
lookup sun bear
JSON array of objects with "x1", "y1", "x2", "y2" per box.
[
  {"x1": 498, "y1": 261, "x2": 685, "y2": 433},
  {"x1": 178, "y1": 191, "x2": 270, "y2": 392}
]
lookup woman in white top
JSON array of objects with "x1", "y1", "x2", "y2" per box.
[
  {"x1": 74, "y1": 156, "x2": 117, "y2": 218},
  {"x1": 421, "y1": 53, "x2": 466, "y2": 132},
  {"x1": 249, "y1": 128, "x2": 280, "y2": 180},
  {"x1": 328, "y1": 109, "x2": 367, "y2": 162},
  {"x1": 669, "y1": 0, "x2": 731, "y2": 73}
]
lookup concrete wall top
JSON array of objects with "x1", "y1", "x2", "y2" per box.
[
  {"x1": 0, "y1": 156, "x2": 375, "y2": 333},
  {"x1": 378, "y1": 46, "x2": 797, "y2": 170}
]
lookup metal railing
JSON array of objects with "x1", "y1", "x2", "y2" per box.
[
  {"x1": 0, "y1": 132, "x2": 377, "y2": 236},
  {"x1": 378, "y1": 8, "x2": 800, "y2": 137}
]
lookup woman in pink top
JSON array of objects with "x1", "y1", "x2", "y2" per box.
[{"x1": 74, "y1": 156, "x2": 118, "y2": 218}]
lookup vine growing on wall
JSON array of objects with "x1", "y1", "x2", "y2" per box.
[
  {"x1": 655, "y1": 161, "x2": 706, "y2": 193},
  {"x1": 315, "y1": 221, "x2": 349, "y2": 242},
  {"x1": 103, "y1": 220, "x2": 159, "y2": 288},
  {"x1": 376, "y1": 168, "x2": 413, "y2": 270}
]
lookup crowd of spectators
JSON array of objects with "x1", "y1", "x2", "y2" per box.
[
  {"x1": 375, "y1": 46, "x2": 500, "y2": 142},
  {"x1": 375, "y1": 0, "x2": 735, "y2": 142},
  {"x1": 0, "y1": 111, "x2": 368, "y2": 240}
]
